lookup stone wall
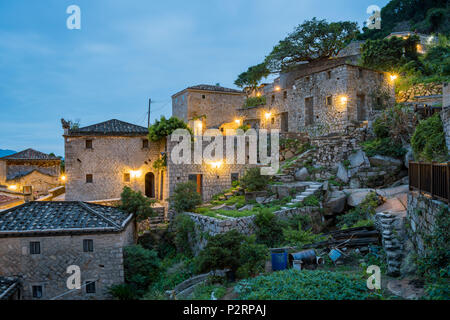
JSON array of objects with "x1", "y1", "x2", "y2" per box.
[
  {"x1": 172, "y1": 89, "x2": 246, "y2": 129},
  {"x1": 0, "y1": 223, "x2": 135, "y2": 300},
  {"x1": 406, "y1": 192, "x2": 448, "y2": 256},
  {"x1": 441, "y1": 106, "x2": 450, "y2": 152},
  {"x1": 397, "y1": 82, "x2": 443, "y2": 103},
  {"x1": 65, "y1": 135, "x2": 165, "y2": 201}
]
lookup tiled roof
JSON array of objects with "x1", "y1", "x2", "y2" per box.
[
  {"x1": 0, "y1": 149, "x2": 60, "y2": 161},
  {"x1": 0, "y1": 277, "x2": 19, "y2": 300},
  {"x1": 7, "y1": 169, "x2": 56, "y2": 181},
  {"x1": 0, "y1": 195, "x2": 19, "y2": 205},
  {"x1": 0, "y1": 201, "x2": 133, "y2": 236},
  {"x1": 68, "y1": 119, "x2": 149, "y2": 136},
  {"x1": 187, "y1": 84, "x2": 243, "y2": 94}
]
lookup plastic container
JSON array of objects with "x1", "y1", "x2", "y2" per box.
[{"x1": 270, "y1": 248, "x2": 288, "y2": 271}]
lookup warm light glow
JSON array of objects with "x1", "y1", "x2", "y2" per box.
[
  {"x1": 274, "y1": 86, "x2": 281, "y2": 92},
  {"x1": 265, "y1": 112, "x2": 272, "y2": 120},
  {"x1": 256, "y1": 92, "x2": 261, "y2": 97},
  {"x1": 340, "y1": 96, "x2": 348, "y2": 104},
  {"x1": 416, "y1": 44, "x2": 424, "y2": 54},
  {"x1": 7, "y1": 185, "x2": 17, "y2": 191},
  {"x1": 130, "y1": 170, "x2": 142, "y2": 178},
  {"x1": 209, "y1": 161, "x2": 223, "y2": 169},
  {"x1": 235, "y1": 119, "x2": 241, "y2": 125},
  {"x1": 60, "y1": 175, "x2": 67, "y2": 182},
  {"x1": 390, "y1": 74, "x2": 398, "y2": 81}
]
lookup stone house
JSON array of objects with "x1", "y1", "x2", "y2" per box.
[
  {"x1": 172, "y1": 84, "x2": 246, "y2": 133},
  {"x1": 0, "y1": 149, "x2": 61, "y2": 197},
  {"x1": 63, "y1": 119, "x2": 166, "y2": 202},
  {"x1": 0, "y1": 201, "x2": 135, "y2": 300},
  {"x1": 238, "y1": 60, "x2": 395, "y2": 137}
]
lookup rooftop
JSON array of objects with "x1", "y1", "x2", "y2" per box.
[
  {"x1": 6, "y1": 168, "x2": 56, "y2": 181},
  {"x1": 173, "y1": 84, "x2": 243, "y2": 97},
  {"x1": 67, "y1": 119, "x2": 149, "y2": 137},
  {"x1": 0, "y1": 277, "x2": 19, "y2": 300},
  {"x1": 0, "y1": 201, "x2": 133, "y2": 236},
  {"x1": 0, "y1": 148, "x2": 60, "y2": 161}
]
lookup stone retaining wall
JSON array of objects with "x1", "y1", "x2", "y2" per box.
[{"x1": 441, "y1": 106, "x2": 450, "y2": 152}]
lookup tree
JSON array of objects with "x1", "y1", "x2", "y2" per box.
[
  {"x1": 234, "y1": 62, "x2": 270, "y2": 90},
  {"x1": 264, "y1": 18, "x2": 358, "y2": 72},
  {"x1": 240, "y1": 168, "x2": 269, "y2": 192},
  {"x1": 120, "y1": 186, "x2": 156, "y2": 222},
  {"x1": 148, "y1": 116, "x2": 191, "y2": 142},
  {"x1": 169, "y1": 181, "x2": 202, "y2": 213}
]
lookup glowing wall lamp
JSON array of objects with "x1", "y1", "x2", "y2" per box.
[
  {"x1": 130, "y1": 170, "x2": 142, "y2": 179},
  {"x1": 390, "y1": 74, "x2": 398, "y2": 82},
  {"x1": 340, "y1": 96, "x2": 348, "y2": 104},
  {"x1": 235, "y1": 119, "x2": 241, "y2": 125},
  {"x1": 7, "y1": 185, "x2": 17, "y2": 191},
  {"x1": 209, "y1": 161, "x2": 223, "y2": 169},
  {"x1": 274, "y1": 86, "x2": 281, "y2": 92},
  {"x1": 265, "y1": 112, "x2": 272, "y2": 120},
  {"x1": 60, "y1": 175, "x2": 67, "y2": 182}
]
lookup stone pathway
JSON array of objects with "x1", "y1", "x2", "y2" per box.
[{"x1": 284, "y1": 182, "x2": 323, "y2": 208}]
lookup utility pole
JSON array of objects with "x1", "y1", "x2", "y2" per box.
[{"x1": 147, "y1": 98, "x2": 152, "y2": 127}]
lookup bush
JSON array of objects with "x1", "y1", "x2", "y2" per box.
[
  {"x1": 173, "y1": 214, "x2": 196, "y2": 257},
  {"x1": 123, "y1": 245, "x2": 161, "y2": 296},
  {"x1": 337, "y1": 192, "x2": 381, "y2": 229},
  {"x1": 148, "y1": 116, "x2": 191, "y2": 142},
  {"x1": 243, "y1": 96, "x2": 267, "y2": 108},
  {"x1": 411, "y1": 113, "x2": 448, "y2": 162},
  {"x1": 109, "y1": 283, "x2": 136, "y2": 300},
  {"x1": 120, "y1": 186, "x2": 156, "y2": 222},
  {"x1": 236, "y1": 235, "x2": 268, "y2": 279},
  {"x1": 170, "y1": 181, "x2": 202, "y2": 213},
  {"x1": 362, "y1": 137, "x2": 407, "y2": 158},
  {"x1": 240, "y1": 168, "x2": 270, "y2": 192},
  {"x1": 235, "y1": 269, "x2": 374, "y2": 300},
  {"x1": 253, "y1": 208, "x2": 284, "y2": 247},
  {"x1": 282, "y1": 222, "x2": 323, "y2": 248}
]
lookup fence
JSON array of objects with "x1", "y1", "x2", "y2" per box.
[{"x1": 409, "y1": 161, "x2": 450, "y2": 203}]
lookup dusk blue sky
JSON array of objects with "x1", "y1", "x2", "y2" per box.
[{"x1": 0, "y1": 0, "x2": 389, "y2": 156}]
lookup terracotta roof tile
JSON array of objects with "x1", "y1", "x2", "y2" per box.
[
  {"x1": 68, "y1": 119, "x2": 148, "y2": 136},
  {"x1": 0, "y1": 149, "x2": 60, "y2": 161}
]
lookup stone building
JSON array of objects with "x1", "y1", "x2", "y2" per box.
[
  {"x1": 238, "y1": 60, "x2": 395, "y2": 137},
  {"x1": 0, "y1": 201, "x2": 135, "y2": 300},
  {"x1": 63, "y1": 119, "x2": 166, "y2": 202},
  {"x1": 0, "y1": 149, "x2": 61, "y2": 197},
  {"x1": 0, "y1": 277, "x2": 20, "y2": 300},
  {"x1": 172, "y1": 84, "x2": 246, "y2": 132}
]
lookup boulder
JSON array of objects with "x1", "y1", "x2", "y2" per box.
[
  {"x1": 369, "y1": 155, "x2": 403, "y2": 168},
  {"x1": 211, "y1": 204, "x2": 236, "y2": 211},
  {"x1": 349, "y1": 178, "x2": 361, "y2": 189},
  {"x1": 238, "y1": 204, "x2": 254, "y2": 211},
  {"x1": 324, "y1": 191, "x2": 347, "y2": 214},
  {"x1": 348, "y1": 149, "x2": 370, "y2": 168},
  {"x1": 376, "y1": 185, "x2": 409, "y2": 199},
  {"x1": 294, "y1": 167, "x2": 309, "y2": 181},
  {"x1": 336, "y1": 163, "x2": 349, "y2": 183},
  {"x1": 255, "y1": 197, "x2": 266, "y2": 204},
  {"x1": 343, "y1": 188, "x2": 376, "y2": 207}
]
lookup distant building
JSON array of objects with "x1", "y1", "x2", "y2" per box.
[
  {"x1": 172, "y1": 84, "x2": 246, "y2": 133},
  {"x1": 385, "y1": 31, "x2": 437, "y2": 54},
  {"x1": 0, "y1": 201, "x2": 135, "y2": 300},
  {"x1": 0, "y1": 149, "x2": 61, "y2": 197}
]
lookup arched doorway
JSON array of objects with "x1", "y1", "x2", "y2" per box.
[{"x1": 145, "y1": 172, "x2": 155, "y2": 198}]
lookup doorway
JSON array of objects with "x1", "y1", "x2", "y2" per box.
[
  {"x1": 357, "y1": 94, "x2": 367, "y2": 121},
  {"x1": 145, "y1": 172, "x2": 155, "y2": 198},
  {"x1": 188, "y1": 174, "x2": 203, "y2": 196}
]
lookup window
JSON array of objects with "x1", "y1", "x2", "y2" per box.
[
  {"x1": 30, "y1": 242, "x2": 40, "y2": 255},
  {"x1": 326, "y1": 96, "x2": 333, "y2": 106},
  {"x1": 271, "y1": 95, "x2": 275, "y2": 104},
  {"x1": 327, "y1": 71, "x2": 332, "y2": 79},
  {"x1": 283, "y1": 91, "x2": 287, "y2": 99},
  {"x1": 305, "y1": 97, "x2": 314, "y2": 125},
  {"x1": 83, "y1": 239, "x2": 94, "y2": 252},
  {"x1": 86, "y1": 174, "x2": 93, "y2": 183},
  {"x1": 305, "y1": 76, "x2": 310, "y2": 82},
  {"x1": 23, "y1": 186, "x2": 32, "y2": 194},
  {"x1": 142, "y1": 139, "x2": 149, "y2": 149},
  {"x1": 202, "y1": 94, "x2": 206, "y2": 99},
  {"x1": 358, "y1": 68, "x2": 363, "y2": 79},
  {"x1": 85, "y1": 281, "x2": 96, "y2": 294},
  {"x1": 32, "y1": 286, "x2": 43, "y2": 298},
  {"x1": 124, "y1": 173, "x2": 130, "y2": 183},
  {"x1": 271, "y1": 117, "x2": 275, "y2": 124},
  {"x1": 231, "y1": 173, "x2": 239, "y2": 183},
  {"x1": 85, "y1": 140, "x2": 93, "y2": 149}
]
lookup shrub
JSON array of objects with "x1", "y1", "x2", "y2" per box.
[
  {"x1": 282, "y1": 222, "x2": 323, "y2": 248},
  {"x1": 236, "y1": 235, "x2": 268, "y2": 279},
  {"x1": 120, "y1": 186, "x2": 156, "y2": 222},
  {"x1": 240, "y1": 168, "x2": 270, "y2": 192},
  {"x1": 170, "y1": 181, "x2": 202, "y2": 213},
  {"x1": 109, "y1": 283, "x2": 136, "y2": 300},
  {"x1": 243, "y1": 96, "x2": 267, "y2": 108},
  {"x1": 362, "y1": 137, "x2": 407, "y2": 158},
  {"x1": 173, "y1": 214, "x2": 196, "y2": 257},
  {"x1": 411, "y1": 113, "x2": 448, "y2": 162},
  {"x1": 148, "y1": 116, "x2": 191, "y2": 142},
  {"x1": 123, "y1": 245, "x2": 161, "y2": 296},
  {"x1": 253, "y1": 208, "x2": 284, "y2": 247},
  {"x1": 303, "y1": 195, "x2": 320, "y2": 207},
  {"x1": 195, "y1": 230, "x2": 246, "y2": 273},
  {"x1": 337, "y1": 192, "x2": 380, "y2": 229},
  {"x1": 235, "y1": 269, "x2": 374, "y2": 300}
]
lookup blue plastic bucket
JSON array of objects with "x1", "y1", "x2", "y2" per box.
[
  {"x1": 271, "y1": 249, "x2": 288, "y2": 271},
  {"x1": 329, "y1": 248, "x2": 343, "y2": 262}
]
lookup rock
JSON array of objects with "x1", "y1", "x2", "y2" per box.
[
  {"x1": 294, "y1": 168, "x2": 309, "y2": 181},
  {"x1": 324, "y1": 191, "x2": 347, "y2": 214},
  {"x1": 211, "y1": 204, "x2": 236, "y2": 211},
  {"x1": 255, "y1": 197, "x2": 266, "y2": 204},
  {"x1": 349, "y1": 178, "x2": 361, "y2": 189},
  {"x1": 376, "y1": 185, "x2": 409, "y2": 199},
  {"x1": 238, "y1": 204, "x2": 254, "y2": 211},
  {"x1": 348, "y1": 149, "x2": 370, "y2": 168},
  {"x1": 369, "y1": 155, "x2": 403, "y2": 168},
  {"x1": 375, "y1": 198, "x2": 406, "y2": 213},
  {"x1": 403, "y1": 145, "x2": 414, "y2": 168},
  {"x1": 344, "y1": 188, "x2": 376, "y2": 207},
  {"x1": 263, "y1": 195, "x2": 277, "y2": 204},
  {"x1": 337, "y1": 163, "x2": 349, "y2": 183},
  {"x1": 284, "y1": 150, "x2": 295, "y2": 159}
]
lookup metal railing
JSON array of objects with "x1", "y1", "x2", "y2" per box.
[{"x1": 409, "y1": 161, "x2": 450, "y2": 203}]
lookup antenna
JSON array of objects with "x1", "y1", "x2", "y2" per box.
[{"x1": 147, "y1": 98, "x2": 152, "y2": 127}]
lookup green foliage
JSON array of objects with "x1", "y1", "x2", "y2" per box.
[
  {"x1": 416, "y1": 206, "x2": 450, "y2": 300},
  {"x1": 153, "y1": 154, "x2": 167, "y2": 171},
  {"x1": 235, "y1": 269, "x2": 374, "y2": 300},
  {"x1": 237, "y1": 124, "x2": 251, "y2": 132},
  {"x1": 191, "y1": 284, "x2": 227, "y2": 300},
  {"x1": 240, "y1": 168, "x2": 270, "y2": 192},
  {"x1": 265, "y1": 18, "x2": 358, "y2": 72},
  {"x1": 172, "y1": 214, "x2": 196, "y2": 257},
  {"x1": 282, "y1": 222, "x2": 324, "y2": 248},
  {"x1": 109, "y1": 283, "x2": 136, "y2": 300},
  {"x1": 253, "y1": 208, "x2": 284, "y2": 247},
  {"x1": 235, "y1": 63, "x2": 270, "y2": 89},
  {"x1": 242, "y1": 96, "x2": 267, "y2": 108},
  {"x1": 148, "y1": 116, "x2": 191, "y2": 142},
  {"x1": 123, "y1": 245, "x2": 161, "y2": 296},
  {"x1": 362, "y1": 137, "x2": 407, "y2": 158},
  {"x1": 170, "y1": 182, "x2": 202, "y2": 213},
  {"x1": 303, "y1": 195, "x2": 320, "y2": 207},
  {"x1": 120, "y1": 186, "x2": 156, "y2": 222},
  {"x1": 337, "y1": 192, "x2": 380, "y2": 229},
  {"x1": 236, "y1": 235, "x2": 268, "y2": 279},
  {"x1": 411, "y1": 113, "x2": 448, "y2": 162}
]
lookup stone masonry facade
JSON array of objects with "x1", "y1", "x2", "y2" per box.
[{"x1": 0, "y1": 223, "x2": 135, "y2": 300}]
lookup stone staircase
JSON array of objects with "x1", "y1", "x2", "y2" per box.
[
  {"x1": 284, "y1": 182, "x2": 323, "y2": 208},
  {"x1": 273, "y1": 149, "x2": 316, "y2": 183}
]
